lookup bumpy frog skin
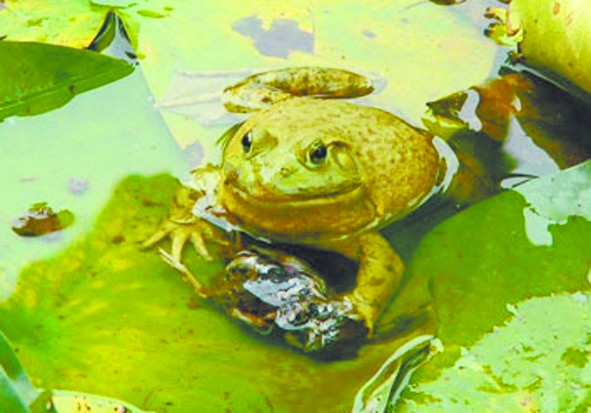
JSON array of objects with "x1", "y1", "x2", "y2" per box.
[{"x1": 145, "y1": 67, "x2": 443, "y2": 334}]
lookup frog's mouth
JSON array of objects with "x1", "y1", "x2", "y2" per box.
[
  {"x1": 221, "y1": 180, "x2": 375, "y2": 236},
  {"x1": 225, "y1": 181, "x2": 364, "y2": 207}
]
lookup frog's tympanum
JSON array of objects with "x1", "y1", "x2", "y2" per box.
[{"x1": 145, "y1": 67, "x2": 445, "y2": 341}]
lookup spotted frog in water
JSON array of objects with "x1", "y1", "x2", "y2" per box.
[{"x1": 145, "y1": 67, "x2": 445, "y2": 334}]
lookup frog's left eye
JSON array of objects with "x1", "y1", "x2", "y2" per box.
[
  {"x1": 308, "y1": 141, "x2": 328, "y2": 165},
  {"x1": 241, "y1": 131, "x2": 253, "y2": 153}
]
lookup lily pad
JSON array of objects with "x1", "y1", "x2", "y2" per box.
[
  {"x1": 0, "y1": 41, "x2": 133, "y2": 122},
  {"x1": 487, "y1": 0, "x2": 591, "y2": 100},
  {"x1": 0, "y1": 0, "x2": 146, "y2": 49},
  {"x1": 397, "y1": 292, "x2": 591, "y2": 412},
  {"x1": 389, "y1": 160, "x2": 591, "y2": 410}
]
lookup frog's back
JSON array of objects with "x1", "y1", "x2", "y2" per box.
[{"x1": 341, "y1": 103, "x2": 441, "y2": 224}]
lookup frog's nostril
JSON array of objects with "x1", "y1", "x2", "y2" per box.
[
  {"x1": 226, "y1": 170, "x2": 239, "y2": 183},
  {"x1": 223, "y1": 163, "x2": 239, "y2": 183},
  {"x1": 280, "y1": 167, "x2": 292, "y2": 177}
]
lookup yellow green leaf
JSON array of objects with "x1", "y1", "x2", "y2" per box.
[{"x1": 510, "y1": 0, "x2": 591, "y2": 96}]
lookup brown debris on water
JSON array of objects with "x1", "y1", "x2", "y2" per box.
[{"x1": 11, "y1": 202, "x2": 75, "y2": 237}]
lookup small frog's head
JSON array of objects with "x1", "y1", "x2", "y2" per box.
[{"x1": 218, "y1": 100, "x2": 376, "y2": 239}]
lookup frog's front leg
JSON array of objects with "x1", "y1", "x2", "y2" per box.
[
  {"x1": 142, "y1": 166, "x2": 232, "y2": 262},
  {"x1": 325, "y1": 231, "x2": 405, "y2": 335}
]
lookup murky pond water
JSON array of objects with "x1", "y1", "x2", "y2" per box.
[{"x1": 1, "y1": 1, "x2": 591, "y2": 412}]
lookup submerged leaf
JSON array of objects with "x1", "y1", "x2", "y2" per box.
[
  {"x1": 0, "y1": 41, "x2": 133, "y2": 121},
  {"x1": 0, "y1": 174, "x2": 425, "y2": 413}
]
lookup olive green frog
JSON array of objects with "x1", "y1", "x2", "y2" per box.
[{"x1": 145, "y1": 67, "x2": 444, "y2": 334}]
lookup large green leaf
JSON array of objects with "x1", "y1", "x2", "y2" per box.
[
  {"x1": 0, "y1": 1, "x2": 135, "y2": 48},
  {"x1": 486, "y1": 0, "x2": 591, "y2": 99},
  {"x1": 0, "y1": 173, "x2": 430, "y2": 412},
  {"x1": 398, "y1": 292, "x2": 591, "y2": 412},
  {"x1": 0, "y1": 41, "x2": 133, "y2": 121},
  {"x1": 389, "y1": 160, "x2": 591, "y2": 411},
  {"x1": 0, "y1": 56, "x2": 181, "y2": 412}
]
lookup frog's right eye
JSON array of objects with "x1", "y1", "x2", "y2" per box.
[
  {"x1": 308, "y1": 141, "x2": 328, "y2": 166},
  {"x1": 241, "y1": 131, "x2": 253, "y2": 153}
]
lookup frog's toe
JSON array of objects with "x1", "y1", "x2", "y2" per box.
[
  {"x1": 142, "y1": 220, "x2": 210, "y2": 261},
  {"x1": 346, "y1": 296, "x2": 378, "y2": 337},
  {"x1": 189, "y1": 232, "x2": 213, "y2": 261},
  {"x1": 143, "y1": 217, "x2": 231, "y2": 262},
  {"x1": 158, "y1": 248, "x2": 208, "y2": 297},
  {"x1": 170, "y1": 221, "x2": 230, "y2": 261},
  {"x1": 170, "y1": 225, "x2": 193, "y2": 262},
  {"x1": 141, "y1": 221, "x2": 176, "y2": 249}
]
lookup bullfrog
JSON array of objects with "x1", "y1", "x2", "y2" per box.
[{"x1": 145, "y1": 67, "x2": 445, "y2": 334}]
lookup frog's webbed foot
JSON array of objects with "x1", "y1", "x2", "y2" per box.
[
  {"x1": 345, "y1": 295, "x2": 384, "y2": 338},
  {"x1": 142, "y1": 218, "x2": 230, "y2": 262},
  {"x1": 158, "y1": 248, "x2": 209, "y2": 298},
  {"x1": 325, "y1": 231, "x2": 405, "y2": 336},
  {"x1": 222, "y1": 67, "x2": 375, "y2": 113},
  {"x1": 142, "y1": 170, "x2": 232, "y2": 262}
]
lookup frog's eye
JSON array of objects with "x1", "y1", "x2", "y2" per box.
[
  {"x1": 241, "y1": 131, "x2": 253, "y2": 153},
  {"x1": 308, "y1": 141, "x2": 328, "y2": 165}
]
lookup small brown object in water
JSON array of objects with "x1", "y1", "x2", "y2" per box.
[{"x1": 12, "y1": 202, "x2": 75, "y2": 237}]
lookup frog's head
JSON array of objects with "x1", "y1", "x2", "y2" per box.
[{"x1": 218, "y1": 100, "x2": 376, "y2": 238}]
